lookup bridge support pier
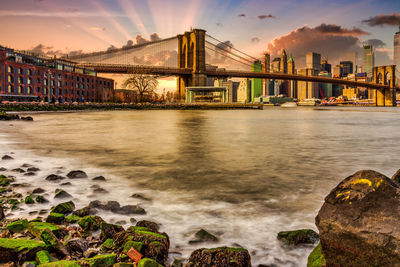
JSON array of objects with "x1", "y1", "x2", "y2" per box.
[
  {"x1": 374, "y1": 66, "x2": 396, "y2": 107},
  {"x1": 177, "y1": 29, "x2": 207, "y2": 100}
]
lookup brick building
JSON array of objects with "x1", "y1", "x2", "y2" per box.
[{"x1": 0, "y1": 46, "x2": 114, "y2": 103}]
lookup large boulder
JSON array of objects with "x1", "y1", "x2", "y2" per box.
[
  {"x1": 0, "y1": 238, "x2": 48, "y2": 264},
  {"x1": 67, "y1": 170, "x2": 88, "y2": 179},
  {"x1": 186, "y1": 247, "x2": 251, "y2": 267},
  {"x1": 277, "y1": 229, "x2": 319, "y2": 246},
  {"x1": 315, "y1": 170, "x2": 400, "y2": 267}
]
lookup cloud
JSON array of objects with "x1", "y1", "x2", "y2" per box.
[
  {"x1": 122, "y1": 40, "x2": 134, "y2": 49},
  {"x1": 89, "y1": 27, "x2": 105, "y2": 31},
  {"x1": 150, "y1": 33, "x2": 161, "y2": 41},
  {"x1": 216, "y1": 23, "x2": 223, "y2": 27},
  {"x1": 216, "y1": 41, "x2": 233, "y2": 51},
  {"x1": 362, "y1": 13, "x2": 400, "y2": 27},
  {"x1": 107, "y1": 45, "x2": 117, "y2": 51},
  {"x1": 238, "y1": 14, "x2": 246, "y2": 17},
  {"x1": 363, "y1": 38, "x2": 386, "y2": 48},
  {"x1": 258, "y1": 14, "x2": 275, "y2": 20},
  {"x1": 314, "y1": 23, "x2": 369, "y2": 36},
  {"x1": 136, "y1": 35, "x2": 149, "y2": 45},
  {"x1": 28, "y1": 44, "x2": 83, "y2": 58},
  {"x1": 251, "y1": 37, "x2": 261, "y2": 43}
]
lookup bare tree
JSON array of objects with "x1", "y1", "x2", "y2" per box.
[{"x1": 122, "y1": 72, "x2": 159, "y2": 102}]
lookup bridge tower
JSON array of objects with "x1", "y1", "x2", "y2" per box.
[
  {"x1": 177, "y1": 29, "x2": 207, "y2": 99},
  {"x1": 373, "y1": 65, "x2": 396, "y2": 106}
]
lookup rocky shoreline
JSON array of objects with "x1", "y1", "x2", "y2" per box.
[{"x1": 0, "y1": 151, "x2": 399, "y2": 266}]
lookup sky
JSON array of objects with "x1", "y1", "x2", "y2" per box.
[{"x1": 1, "y1": 0, "x2": 400, "y2": 91}]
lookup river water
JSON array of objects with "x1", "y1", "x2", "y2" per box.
[{"x1": 1, "y1": 107, "x2": 400, "y2": 266}]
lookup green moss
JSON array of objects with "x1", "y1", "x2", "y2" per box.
[
  {"x1": 46, "y1": 213, "x2": 66, "y2": 224},
  {"x1": 78, "y1": 216, "x2": 103, "y2": 231},
  {"x1": 0, "y1": 175, "x2": 6, "y2": 178},
  {"x1": 128, "y1": 227, "x2": 167, "y2": 240},
  {"x1": 25, "y1": 195, "x2": 35, "y2": 204},
  {"x1": 122, "y1": 240, "x2": 144, "y2": 254},
  {"x1": 37, "y1": 260, "x2": 81, "y2": 267},
  {"x1": 127, "y1": 226, "x2": 149, "y2": 232},
  {"x1": 205, "y1": 247, "x2": 248, "y2": 252},
  {"x1": 65, "y1": 214, "x2": 81, "y2": 224},
  {"x1": 36, "y1": 250, "x2": 52, "y2": 264},
  {"x1": 277, "y1": 229, "x2": 319, "y2": 245},
  {"x1": 101, "y1": 238, "x2": 114, "y2": 251},
  {"x1": 0, "y1": 187, "x2": 11, "y2": 193},
  {"x1": 307, "y1": 243, "x2": 326, "y2": 267},
  {"x1": 35, "y1": 195, "x2": 47, "y2": 204},
  {"x1": 0, "y1": 177, "x2": 11, "y2": 186},
  {"x1": 50, "y1": 201, "x2": 75, "y2": 214},
  {"x1": 137, "y1": 258, "x2": 163, "y2": 267},
  {"x1": 7, "y1": 198, "x2": 20, "y2": 205},
  {"x1": 7, "y1": 219, "x2": 29, "y2": 233},
  {"x1": 28, "y1": 222, "x2": 62, "y2": 238},
  {"x1": 85, "y1": 254, "x2": 117, "y2": 267},
  {"x1": 0, "y1": 237, "x2": 48, "y2": 251}
]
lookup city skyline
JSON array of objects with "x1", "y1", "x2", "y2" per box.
[{"x1": 0, "y1": 0, "x2": 399, "y2": 68}]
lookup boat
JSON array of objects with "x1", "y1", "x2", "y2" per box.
[{"x1": 297, "y1": 98, "x2": 321, "y2": 106}]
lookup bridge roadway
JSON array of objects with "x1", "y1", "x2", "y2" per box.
[{"x1": 77, "y1": 63, "x2": 396, "y2": 90}]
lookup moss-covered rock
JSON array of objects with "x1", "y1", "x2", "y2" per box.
[
  {"x1": 7, "y1": 219, "x2": 29, "y2": 233},
  {"x1": 137, "y1": 258, "x2": 163, "y2": 267},
  {"x1": 46, "y1": 213, "x2": 65, "y2": 225},
  {"x1": 54, "y1": 189, "x2": 72, "y2": 199},
  {"x1": 23, "y1": 261, "x2": 38, "y2": 266},
  {"x1": 37, "y1": 260, "x2": 81, "y2": 267},
  {"x1": 85, "y1": 254, "x2": 117, "y2": 267},
  {"x1": 122, "y1": 240, "x2": 144, "y2": 254},
  {"x1": 50, "y1": 201, "x2": 75, "y2": 215},
  {"x1": 0, "y1": 238, "x2": 49, "y2": 263},
  {"x1": 35, "y1": 196, "x2": 48, "y2": 204},
  {"x1": 78, "y1": 216, "x2": 104, "y2": 231},
  {"x1": 113, "y1": 263, "x2": 134, "y2": 267},
  {"x1": 65, "y1": 215, "x2": 80, "y2": 224},
  {"x1": 25, "y1": 195, "x2": 35, "y2": 204},
  {"x1": 28, "y1": 222, "x2": 63, "y2": 239},
  {"x1": 277, "y1": 229, "x2": 319, "y2": 246},
  {"x1": 188, "y1": 229, "x2": 218, "y2": 244},
  {"x1": 101, "y1": 238, "x2": 114, "y2": 251},
  {"x1": 36, "y1": 250, "x2": 53, "y2": 264},
  {"x1": 40, "y1": 229, "x2": 68, "y2": 257},
  {"x1": 100, "y1": 222, "x2": 124, "y2": 241},
  {"x1": 307, "y1": 243, "x2": 326, "y2": 267},
  {"x1": 144, "y1": 241, "x2": 167, "y2": 265},
  {"x1": 0, "y1": 177, "x2": 12, "y2": 186}
]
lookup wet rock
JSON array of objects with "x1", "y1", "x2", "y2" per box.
[
  {"x1": 0, "y1": 206, "x2": 5, "y2": 221},
  {"x1": 188, "y1": 229, "x2": 219, "y2": 244},
  {"x1": 24, "y1": 172, "x2": 36, "y2": 176},
  {"x1": 83, "y1": 248, "x2": 99, "y2": 258},
  {"x1": 136, "y1": 220, "x2": 160, "y2": 233},
  {"x1": 11, "y1": 168, "x2": 25, "y2": 173},
  {"x1": 186, "y1": 247, "x2": 251, "y2": 267},
  {"x1": 0, "y1": 238, "x2": 48, "y2": 263},
  {"x1": 67, "y1": 170, "x2": 88, "y2": 179},
  {"x1": 60, "y1": 182, "x2": 72, "y2": 186},
  {"x1": 315, "y1": 170, "x2": 400, "y2": 266},
  {"x1": 54, "y1": 189, "x2": 72, "y2": 199},
  {"x1": 392, "y1": 169, "x2": 400, "y2": 183},
  {"x1": 144, "y1": 240, "x2": 169, "y2": 265},
  {"x1": 27, "y1": 167, "x2": 40, "y2": 172},
  {"x1": 6, "y1": 219, "x2": 29, "y2": 233},
  {"x1": 137, "y1": 258, "x2": 163, "y2": 267},
  {"x1": 0, "y1": 167, "x2": 7, "y2": 171},
  {"x1": 73, "y1": 206, "x2": 95, "y2": 217},
  {"x1": 93, "y1": 187, "x2": 108, "y2": 193},
  {"x1": 117, "y1": 204, "x2": 146, "y2": 215},
  {"x1": 40, "y1": 228, "x2": 69, "y2": 257},
  {"x1": 171, "y1": 257, "x2": 184, "y2": 267},
  {"x1": 51, "y1": 201, "x2": 75, "y2": 214},
  {"x1": 28, "y1": 222, "x2": 64, "y2": 239},
  {"x1": 100, "y1": 222, "x2": 124, "y2": 241},
  {"x1": 24, "y1": 196, "x2": 35, "y2": 204},
  {"x1": 20, "y1": 116, "x2": 33, "y2": 121},
  {"x1": 130, "y1": 193, "x2": 151, "y2": 201},
  {"x1": 35, "y1": 195, "x2": 48, "y2": 203},
  {"x1": 36, "y1": 250, "x2": 54, "y2": 264},
  {"x1": 46, "y1": 213, "x2": 66, "y2": 225},
  {"x1": 65, "y1": 238, "x2": 89, "y2": 257},
  {"x1": 32, "y1": 188, "x2": 45, "y2": 194},
  {"x1": 45, "y1": 174, "x2": 65, "y2": 181},
  {"x1": 89, "y1": 200, "x2": 146, "y2": 215},
  {"x1": 105, "y1": 201, "x2": 121, "y2": 211},
  {"x1": 21, "y1": 163, "x2": 32, "y2": 168},
  {"x1": 277, "y1": 229, "x2": 319, "y2": 246},
  {"x1": 2, "y1": 155, "x2": 14, "y2": 160},
  {"x1": 84, "y1": 253, "x2": 117, "y2": 267},
  {"x1": 65, "y1": 214, "x2": 81, "y2": 224},
  {"x1": 78, "y1": 216, "x2": 104, "y2": 231},
  {"x1": 130, "y1": 218, "x2": 137, "y2": 224},
  {"x1": 92, "y1": 176, "x2": 106, "y2": 181}
]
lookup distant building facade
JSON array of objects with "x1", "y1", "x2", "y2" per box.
[
  {"x1": 394, "y1": 25, "x2": 400, "y2": 87},
  {"x1": 0, "y1": 46, "x2": 114, "y2": 103},
  {"x1": 321, "y1": 60, "x2": 331, "y2": 73},
  {"x1": 339, "y1": 61, "x2": 353, "y2": 77},
  {"x1": 306, "y1": 52, "x2": 321, "y2": 72},
  {"x1": 251, "y1": 60, "x2": 262, "y2": 102},
  {"x1": 237, "y1": 79, "x2": 251, "y2": 103},
  {"x1": 363, "y1": 44, "x2": 374, "y2": 81}
]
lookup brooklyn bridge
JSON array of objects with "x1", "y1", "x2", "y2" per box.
[{"x1": 66, "y1": 29, "x2": 398, "y2": 106}]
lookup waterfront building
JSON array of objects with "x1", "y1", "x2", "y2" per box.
[
  {"x1": 287, "y1": 54, "x2": 297, "y2": 98},
  {"x1": 332, "y1": 65, "x2": 343, "y2": 78},
  {"x1": 306, "y1": 52, "x2": 321, "y2": 72},
  {"x1": 340, "y1": 61, "x2": 353, "y2": 77},
  {"x1": 185, "y1": 86, "x2": 228, "y2": 103},
  {"x1": 271, "y1": 58, "x2": 280, "y2": 73},
  {"x1": 237, "y1": 79, "x2": 251, "y2": 103},
  {"x1": 297, "y1": 68, "x2": 318, "y2": 100},
  {"x1": 251, "y1": 60, "x2": 262, "y2": 102},
  {"x1": 318, "y1": 71, "x2": 333, "y2": 98},
  {"x1": 222, "y1": 80, "x2": 239, "y2": 103},
  {"x1": 0, "y1": 46, "x2": 114, "y2": 103},
  {"x1": 321, "y1": 60, "x2": 331, "y2": 73},
  {"x1": 394, "y1": 25, "x2": 400, "y2": 87},
  {"x1": 280, "y1": 50, "x2": 288, "y2": 74},
  {"x1": 363, "y1": 45, "x2": 374, "y2": 81},
  {"x1": 263, "y1": 53, "x2": 271, "y2": 96}
]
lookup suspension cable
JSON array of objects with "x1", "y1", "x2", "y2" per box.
[
  {"x1": 205, "y1": 41, "x2": 254, "y2": 64},
  {"x1": 205, "y1": 44, "x2": 252, "y2": 67},
  {"x1": 206, "y1": 34, "x2": 258, "y2": 61}
]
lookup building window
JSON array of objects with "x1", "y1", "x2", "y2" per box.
[
  {"x1": 7, "y1": 66, "x2": 13, "y2": 73},
  {"x1": 28, "y1": 77, "x2": 32, "y2": 84},
  {"x1": 8, "y1": 84, "x2": 12, "y2": 93},
  {"x1": 44, "y1": 80, "x2": 47, "y2": 86},
  {"x1": 58, "y1": 81, "x2": 62, "y2": 87},
  {"x1": 8, "y1": 75, "x2": 13, "y2": 83},
  {"x1": 28, "y1": 86, "x2": 32, "y2": 94},
  {"x1": 36, "y1": 87, "x2": 40, "y2": 93},
  {"x1": 18, "y1": 68, "x2": 23, "y2": 74},
  {"x1": 18, "y1": 76, "x2": 23, "y2": 84},
  {"x1": 44, "y1": 88, "x2": 47, "y2": 95},
  {"x1": 18, "y1": 86, "x2": 23, "y2": 93},
  {"x1": 28, "y1": 69, "x2": 32, "y2": 75},
  {"x1": 37, "y1": 78, "x2": 41, "y2": 83}
]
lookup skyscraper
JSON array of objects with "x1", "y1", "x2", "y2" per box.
[
  {"x1": 306, "y1": 52, "x2": 321, "y2": 72},
  {"x1": 251, "y1": 60, "x2": 262, "y2": 102},
  {"x1": 363, "y1": 45, "x2": 374, "y2": 81},
  {"x1": 394, "y1": 25, "x2": 400, "y2": 86},
  {"x1": 280, "y1": 50, "x2": 288, "y2": 73},
  {"x1": 340, "y1": 61, "x2": 353, "y2": 77}
]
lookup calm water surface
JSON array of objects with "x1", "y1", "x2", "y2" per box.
[{"x1": 1, "y1": 107, "x2": 400, "y2": 266}]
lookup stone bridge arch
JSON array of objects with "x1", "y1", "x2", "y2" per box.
[{"x1": 373, "y1": 65, "x2": 396, "y2": 106}]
